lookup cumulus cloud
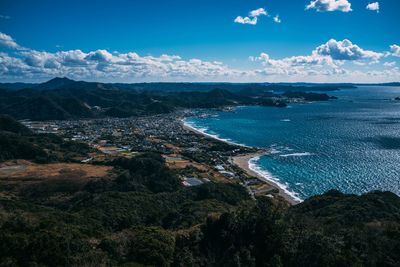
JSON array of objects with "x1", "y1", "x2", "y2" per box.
[
  {"x1": 383, "y1": 61, "x2": 396, "y2": 67},
  {"x1": 306, "y1": 0, "x2": 352, "y2": 12},
  {"x1": 20, "y1": 50, "x2": 60, "y2": 68},
  {"x1": 314, "y1": 39, "x2": 383, "y2": 61},
  {"x1": 85, "y1": 50, "x2": 114, "y2": 62},
  {"x1": 252, "y1": 52, "x2": 336, "y2": 68},
  {"x1": 0, "y1": 32, "x2": 398, "y2": 83},
  {"x1": 250, "y1": 51, "x2": 341, "y2": 78},
  {"x1": 249, "y1": 8, "x2": 267, "y2": 17},
  {"x1": 0, "y1": 31, "x2": 249, "y2": 82},
  {"x1": 249, "y1": 38, "x2": 396, "y2": 81},
  {"x1": 273, "y1": 15, "x2": 281, "y2": 23},
  {"x1": 0, "y1": 44, "x2": 248, "y2": 82},
  {"x1": 251, "y1": 38, "x2": 383, "y2": 75},
  {"x1": 0, "y1": 32, "x2": 24, "y2": 50},
  {"x1": 390, "y1": 45, "x2": 400, "y2": 57},
  {"x1": 234, "y1": 16, "x2": 258, "y2": 25},
  {"x1": 366, "y1": 2, "x2": 380, "y2": 12},
  {"x1": 234, "y1": 8, "x2": 267, "y2": 25}
]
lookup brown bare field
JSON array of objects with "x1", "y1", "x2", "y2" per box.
[
  {"x1": 164, "y1": 143, "x2": 182, "y2": 152},
  {"x1": 0, "y1": 160, "x2": 113, "y2": 181},
  {"x1": 207, "y1": 171, "x2": 233, "y2": 183},
  {"x1": 166, "y1": 160, "x2": 208, "y2": 170},
  {"x1": 166, "y1": 159, "x2": 232, "y2": 184}
]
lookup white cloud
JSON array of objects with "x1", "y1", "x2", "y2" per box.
[
  {"x1": 234, "y1": 8, "x2": 267, "y2": 25},
  {"x1": 0, "y1": 46, "x2": 249, "y2": 82},
  {"x1": 0, "y1": 33, "x2": 398, "y2": 83},
  {"x1": 306, "y1": 0, "x2": 352, "y2": 12},
  {"x1": 249, "y1": 8, "x2": 267, "y2": 17},
  {"x1": 0, "y1": 32, "x2": 24, "y2": 50},
  {"x1": 366, "y1": 2, "x2": 380, "y2": 12},
  {"x1": 383, "y1": 61, "x2": 396, "y2": 67},
  {"x1": 249, "y1": 38, "x2": 396, "y2": 81},
  {"x1": 85, "y1": 49, "x2": 114, "y2": 62},
  {"x1": 20, "y1": 50, "x2": 60, "y2": 68},
  {"x1": 234, "y1": 16, "x2": 258, "y2": 25},
  {"x1": 251, "y1": 51, "x2": 340, "y2": 78},
  {"x1": 314, "y1": 39, "x2": 383, "y2": 61},
  {"x1": 253, "y1": 52, "x2": 336, "y2": 68},
  {"x1": 57, "y1": 50, "x2": 89, "y2": 66},
  {"x1": 273, "y1": 15, "x2": 281, "y2": 23},
  {"x1": 390, "y1": 45, "x2": 400, "y2": 57}
]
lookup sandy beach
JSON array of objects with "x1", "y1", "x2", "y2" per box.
[
  {"x1": 232, "y1": 153, "x2": 300, "y2": 205},
  {"x1": 181, "y1": 119, "x2": 300, "y2": 205},
  {"x1": 181, "y1": 120, "x2": 250, "y2": 148}
]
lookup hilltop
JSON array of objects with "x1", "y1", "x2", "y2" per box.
[
  {"x1": 0, "y1": 77, "x2": 344, "y2": 120},
  {"x1": 0, "y1": 78, "x2": 358, "y2": 92}
]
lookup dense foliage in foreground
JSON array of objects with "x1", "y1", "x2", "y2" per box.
[
  {"x1": 200, "y1": 190, "x2": 400, "y2": 267},
  {"x1": 0, "y1": 152, "x2": 251, "y2": 266},
  {"x1": 1, "y1": 154, "x2": 400, "y2": 267}
]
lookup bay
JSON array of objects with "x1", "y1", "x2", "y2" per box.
[{"x1": 185, "y1": 86, "x2": 400, "y2": 200}]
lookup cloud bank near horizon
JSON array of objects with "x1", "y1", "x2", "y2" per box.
[{"x1": 0, "y1": 32, "x2": 399, "y2": 83}]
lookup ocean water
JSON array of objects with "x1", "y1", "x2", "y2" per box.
[{"x1": 184, "y1": 86, "x2": 400, "y2": 200}]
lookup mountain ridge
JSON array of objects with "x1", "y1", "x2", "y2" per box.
[{"x1": 2, "y1": 77, "x2": 398, "y2": 92}]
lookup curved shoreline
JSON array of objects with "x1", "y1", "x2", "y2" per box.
[
  {"x1": 181, "y1": 119, "x2": 251, "y2": 148},
  {"x1": 232, "y1": 153, "x2": 301, "y2": 205},
  {"x1": 181, "y1": 118, "x2": 301, "y2": 205}
]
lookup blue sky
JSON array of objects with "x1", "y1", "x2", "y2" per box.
[{"x1": 0, "y1": 0, "x2": 399, "y2": 82}]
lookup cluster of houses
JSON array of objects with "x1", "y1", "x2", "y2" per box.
[{"x1": 22, "y1": 111, "x2": 270, "y2": 195}]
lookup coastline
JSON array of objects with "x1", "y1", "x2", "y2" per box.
[
  {"x1": 181, "y1": 119, "x2": 251, "y2": 148},
  {"x1": 231, "y1": 153, "x2": 301, "y2": 205},
  {"x1": 181, "y1": 118, "x2": 300, "y2": 205}
]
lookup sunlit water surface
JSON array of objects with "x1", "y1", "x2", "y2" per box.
[{"x1": 185, "y1": 86, "x2": 400, "y2": 200}]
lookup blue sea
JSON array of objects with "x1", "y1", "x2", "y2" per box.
[{"x1": 184, "y1": 86, "x2": 400, "y2": 200}]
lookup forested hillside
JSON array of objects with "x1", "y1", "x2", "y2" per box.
[
  {"x1": 0, "y1": 78, "x2": 341, "y2": 120},
  {"x1": 0, "y1": 115, "x2": 91, "y2": 162}
]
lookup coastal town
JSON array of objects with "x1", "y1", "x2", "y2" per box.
[
  {"x1": 20, "y1": 110, "x2": 298, "y2": 204},
  {"x1": 2, "y1": 0, "x2": 400, "y2": 264}
]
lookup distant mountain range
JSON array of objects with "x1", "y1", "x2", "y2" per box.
[
  {"x1": 1, "y1": 77, "x2": 398, "y2": 92},
  {"x1": 0, "y1": 78, "x2": 276, "y2": 120},
  {"x1": 0, "y1": 77, "x2": 388, "y2": 121}
]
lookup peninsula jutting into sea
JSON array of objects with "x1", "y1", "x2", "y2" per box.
[{"x1": 1, "y1": 0, "x2": 400, "y2": 266}]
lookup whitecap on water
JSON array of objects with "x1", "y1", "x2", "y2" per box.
[
  {"x1": 248, "y1": 156, "x2": 302, "y2": 202},
  {"x1": 279, "y1": 152, "x2": 313, "y2": 157}
]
